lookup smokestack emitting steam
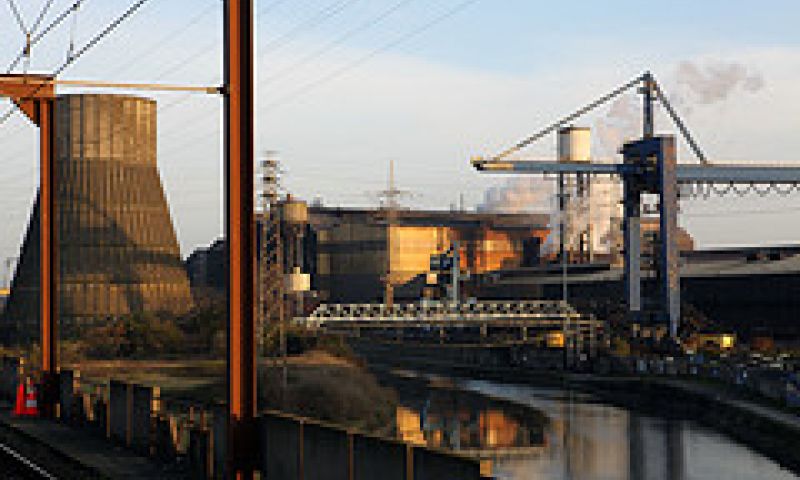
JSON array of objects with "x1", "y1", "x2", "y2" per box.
[{"x1": 478, "y1": 61, "x2": 764, "y2": 259}]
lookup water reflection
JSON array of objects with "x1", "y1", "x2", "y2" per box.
[
  {"x1": 392, "y1": 376, "x2": 799, "y2": 480},
  {"x1": 393, "y1": 379, "x2": 546, "y2": 453}
]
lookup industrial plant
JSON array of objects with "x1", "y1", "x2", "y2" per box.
[{"x1": 1, "y1": 1, "x2": 800, "y2": 479}]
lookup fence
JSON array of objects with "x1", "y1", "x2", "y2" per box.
[{"x1": 1, "y1": 357, "x2": 488, "y2": 479}]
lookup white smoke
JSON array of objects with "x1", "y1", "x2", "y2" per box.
[
  {"x1": 476, "y1": 177, "x2": 553, "y2": 214},
  {"x1": 675, "y1": 60, "x2": 764, "y2": 105},
  {"x1": 594, "y1": 93, "x2": 640, "y2": 158}
]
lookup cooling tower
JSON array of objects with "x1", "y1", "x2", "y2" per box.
[{"x1": 3, "y1": 94, "x2": 193, "y2": 340}]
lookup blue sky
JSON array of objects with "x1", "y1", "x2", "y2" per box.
[{"x1": 2, "y1": 0, "x2": 800, "y2": 274}]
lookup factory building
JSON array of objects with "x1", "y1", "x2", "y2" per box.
[
  {"x1": 186, "y1": 206, "x2": 551, "y2": 304},
  {"x1": 2, "y1": 94, "x2": 193, "y2": 341},
  {"x1": 310, "y1": 207, "x2": 550, "y2": 302},
  {"x1": 478, "y1": 245, "x2": 800, "y2": 340}
]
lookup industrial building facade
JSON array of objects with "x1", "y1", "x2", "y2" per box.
[
  {"x1": 311, "y1": 208, "x2": 550, "y2": 302},
  {"x1": 3, "y1": 94, "x2": 193, "y2": 340},
  {"x1": 185, "y1": 206, "x2": 550, "y2": 304}
]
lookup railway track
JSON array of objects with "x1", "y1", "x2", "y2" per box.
[{"x1": 0, "y1": 441, "x2": 57, "y2": 480}]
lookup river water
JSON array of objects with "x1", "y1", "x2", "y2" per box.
[{"x1": 389, "y1": 374, "x2": 799, "y2": 480}]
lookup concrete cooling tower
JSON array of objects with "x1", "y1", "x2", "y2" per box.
[{"x1": 3, "y1": 94, "x2": 193, "y2": 341}]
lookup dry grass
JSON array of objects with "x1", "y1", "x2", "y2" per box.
[{"x1": 67, "y1": 350, "x2": 398, "y2": 434}]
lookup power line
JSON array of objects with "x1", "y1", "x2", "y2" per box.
[
  {"x1": 153, "y1": 0, "x2": 366, "y2": 139},
  {"x1": 261, "y1": 0, "x2": 481, "y2": 110},
  {"x1": 158, "y1": 0, "x2": 481, "y2": 155},
  {"x1": 152, "y1": 0, "x2": 357, "y2": 82},
  {"x1": 260, "y1": 0, "x2": 415, "y2": 84},
  {"x1": 6, "y1": 0, "x2": 86, "y2": 73},
  {"x1": 6, "y1": 0, "x2": 26, "y2": 34},
  {"x1": 54, "y1": 0, "x2": 153, "y2": 76},
  {"x1": 0, "y1": 0, "x2": 89, "y2": 131},
  {"x1": 111, "y1": 0, "x2": 220, "y2": 79},
  {"x1": 30, "y1": 0, "x2": 56, "y2": 35},
  {"x1": 0, "y1": 0, "x2": 151, "y2": 128},
  {"x1": 158, "y1": 0, "x2": 408, "y2": 118},
  {"x1": 258, "y1": 0, "x2": 358, "y2": 54}
]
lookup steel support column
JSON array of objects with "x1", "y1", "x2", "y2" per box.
[
  {"x1": 39, "y1": 98, "x2": 59, "y2": 416},
  {"x1": 0, "y1": 75, "x2": 59, "y2": 414},
  {"x1": 622, "y1": 176, "x2": 641, "y2": 320},
  {"x1": 657, "y1": 137, "x2": 680, "y2": 337},
  {"x1": 224, "y1": 0, "x2": 256, "y2": 477}
]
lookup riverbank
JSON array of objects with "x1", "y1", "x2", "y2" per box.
[{"x1": 355, "y1": 342, "x2": 800, "y2": 475}]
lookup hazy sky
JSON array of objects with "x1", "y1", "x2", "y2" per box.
[{"x1": 2, "y1": 0, "x2": 800, "y2": 278}]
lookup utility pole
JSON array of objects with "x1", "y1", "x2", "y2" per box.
[
  {"x1": 379, "y1": 160, "x2": 407, "y2": 306},
  {"x1": 258, "y1": 154, "x2": 284, "y2": 351},
  {"x1": 224, "y1": 0, "x2": 256, "y2": 477},
  {"x1": 559, "y1": 173, "x2": 568, "y2": 304}
]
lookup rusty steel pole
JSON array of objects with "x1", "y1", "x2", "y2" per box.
[
  {"x1": 39, "y1": 98, "x2": 59, "y2": 416},
  {"x1": 224, "y1": 0, "x2": 257, "y2": 478},
  {"x1": 0, "y1": 75, "x2": 59, "y2": 413}
]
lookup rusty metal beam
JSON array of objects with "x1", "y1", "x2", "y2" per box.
[
  {"x1": 0, "y1": 74, "x2": 59, "y2": 414},
  {"x1": 224, "y1": 0, "x2": 256, "y2": 478},
  {"x1": 39, "y1": 98, "x2": 59, "y2": 417}
]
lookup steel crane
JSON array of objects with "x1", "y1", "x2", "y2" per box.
[{"x1": 471, "y1": 72, "x2": 800, "y2": 340}]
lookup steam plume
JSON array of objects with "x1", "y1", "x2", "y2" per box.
[
  {"x1": 675, "y1": 60, "x2": 764, "y2": 105},
  {"x1": 476, "y1": 178, "x2": 553, "y2": 213}
]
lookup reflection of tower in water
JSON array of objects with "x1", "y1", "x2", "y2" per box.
[
  {"x1": 558, "y1": 404, "x2": 687, "y2": 480},
  {"x1": 628, "y1": 414, "x2": 687, "y2": 480}
]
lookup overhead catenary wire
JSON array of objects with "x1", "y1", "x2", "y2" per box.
[
  {"x1": 111, "y1": 0, "x2": 220, "y2": 79},
  {"x1": 159, "y1": 0, "x2": 482, "y2": 154},
  {"x1": 53, "y1": 0, "x2": 153, "y2": 76},
  {"x1": 260, "y1": 0, "x2": 415, "y2": 84},
  {"x1": 0, "y1": 0, "x2": 151, "y2": 128},
  {"x1": 5, "y1": 0, "x2": 86, "y2": 74},
  {"x1": 6, "y1": 0, "x2": 26, "y2": 34},
  {"x1": 258, "y1": 0, "x2": 358, "y2": 54},
  {"x1": 151, "y1": 0, "x2": 349, "y2": 82},
  {"x1": 30, "y1": 0, "x2": 56, "y2": 36},
  {"x1": 262, "y1": 0, "x2": 482, "y2": 110}
]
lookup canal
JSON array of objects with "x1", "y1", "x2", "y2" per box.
[{"x1": 384, "y1": 371, "x2": 799, "y2": 480}]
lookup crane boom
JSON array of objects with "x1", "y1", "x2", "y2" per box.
[{"x1": 472, "y1": 158, "x2": 800, "y2": 184}]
